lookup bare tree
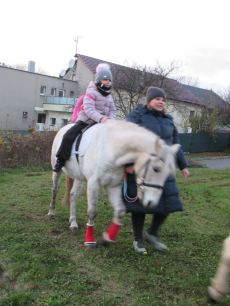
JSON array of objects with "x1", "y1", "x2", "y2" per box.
[
  {"x1": 204, "y1": 89, "x2": 230, "y2": 129},
  {"x1": 221, "y1": 86, "x2": 230, "y2": 104},
  {"x1": 178, "y1": 75, "x2": 199, "y2": 87},
  {"x1": 180, "y1": 90, "x2": 230, "y2": 133},
  {"x1": 10, "y1": 63, "x2": 48, "y2": 75},
  {"x1": 213, "y1": 87, "x2": 230, "y2": 128},
  {"x1": 187, "y1": 107, "x2": 219, "y2": 134},
  {"x1": 216, "y1": 102, "x2": 230, "y2": 129},
  {"x1": 35, "y1": 65, "x2": 48, "y2": 75},
  {"x1": 11, "y1": 63, "x2": 27, "y2": 70},
  {"x1": 111, "y1": 61, "x2": 183, "y2": 119}
]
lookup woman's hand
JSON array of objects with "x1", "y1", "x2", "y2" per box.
[
  {"x1": 100, "y1": 117, "x2": 111, "y2": 124},
  {"x1": 126, "y1": 165, "x2": 134, "y2": 174},
  {"x1": 181, "y1": 168, "x2": 190, "y2": 178}
]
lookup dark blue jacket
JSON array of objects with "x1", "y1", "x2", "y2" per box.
[{"x1": 124, "y1": 104, "x2": 189, "y2": 215}]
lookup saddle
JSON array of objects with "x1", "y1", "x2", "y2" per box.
[{"x1": 71, "y1": 122, "x2": 97, "y2": 163}]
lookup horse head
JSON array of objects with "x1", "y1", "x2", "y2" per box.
[{"x1": 134, "y1": 138, "x2": 180, "y2": 208}]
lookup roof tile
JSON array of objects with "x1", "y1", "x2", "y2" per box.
[{"x1": 75, "y1": 54, "x2": 207, "y2": 106}]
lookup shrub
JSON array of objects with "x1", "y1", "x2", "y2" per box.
[
  {"x1": 0, "y1": 130, "x2": 57, "y2": 168},
  {"x1": 28, "y1": 127, "x2": 36, "y2": 132},
  {"x1": 187, "y1": 159, "x2": 206, "y2": 168}
]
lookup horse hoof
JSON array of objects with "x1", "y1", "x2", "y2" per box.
[
  {"x1": 102, "y1": 232, "x2": 115, "y2": 243},
  {"x1": 47, "y1": 214, "x2": 55, "y2": 219},
  {"x1": 70, "y1": 226, "x2": 78, "y2": 232},
  {"x1": 208, "y1": 286, "x2": 222, "y2": 303},
  {"x1": 84, "y1": 242, "x2": 96, "y2": 249}
]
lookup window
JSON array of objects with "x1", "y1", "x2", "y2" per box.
[
  {"x1": 49, "y1": 117, "x2": 56, "y2": 126},
  {"x1": 38, "y1": 114, "x2": 46, "y2": 123},
  {"x1": 59, "y1": 90, "x2": 65, "y2": 97},
  {"x1": 22, "y1": 111, "x2": 28, "y2": 118},
  {"x1": 189, "y1": 111, "x2": 195, "y2": 122},
  {"x1": 70, "y1": 91, "x2": 74, "y2": 97},
  {"x1": 40, "y1": 86, "x2": 46, "y2": 96},
  {"x1": 51, "y1": 88, "x2": 56, "y2": 96},
  {"x1": 72, "y1": 74, "x2": 76, "y2": 81},
  {"x1": 61, "y1": 118, "x2": 68, "y2": 127}
]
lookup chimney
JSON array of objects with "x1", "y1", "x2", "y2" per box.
[{"x1": 28, "y1": 61, "x2": 35, "y2": 72}]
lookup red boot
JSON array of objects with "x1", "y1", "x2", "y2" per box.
[
  {"x1": 85, "y1": 224, "x2": 96, "y2": 248},
  {"x1": 103, "y1": 222, "x2": 122, "y2": 242}
]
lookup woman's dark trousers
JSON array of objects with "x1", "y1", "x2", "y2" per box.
[
  {"x1": 56, "y1": 120, "x2": 88, "y2": 160},
  {"x1": 131, "y1": 213, "x2": 167, "y2": 241}
]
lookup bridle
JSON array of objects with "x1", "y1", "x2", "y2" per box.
[
  {"x1": 136, "y1": 153, "x2": 164, "y2": 190},
  {"x1": 123, "y1": 153, "x2": 165, "y2": 204}
]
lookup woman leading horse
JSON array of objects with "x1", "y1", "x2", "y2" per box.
[{"x1": 123, "y1": 86, "x2": 190, "y2": 254}]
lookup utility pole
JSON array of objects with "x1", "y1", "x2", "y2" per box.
[{"x1": 75, "y1": 36, "x2": 82, "y2": 54}]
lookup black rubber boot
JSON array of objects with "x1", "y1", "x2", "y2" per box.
[{"x1": 53, "y1": 158, "x2": 65, "y2": 172}]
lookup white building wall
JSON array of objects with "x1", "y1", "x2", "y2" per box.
[
  {"x1": 63, "y1": 58, "x2": 94, "y2": 95},
  {"x1": 0, "y1": 66, "x2": 79, "y2": 131},
  {"x1": 44, "y1": 110, "x2": 72, "y2": 131},
  {"x1": 166, "y1": 99, "x2": 202, "y2": 133}
]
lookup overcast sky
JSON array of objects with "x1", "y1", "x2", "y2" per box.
[{"x1": 1, "y1": 0, "x2": 230, "y2": 94}]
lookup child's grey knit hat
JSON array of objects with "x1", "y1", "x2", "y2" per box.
[
  {"x1": 95, "y1": 63, "x2": 113, "y2": 83},
  {"x1": 146, "y1": 87, "x2": 166, "y2": 102}
]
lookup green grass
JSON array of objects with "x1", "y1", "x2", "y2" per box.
[
  {"x1": 185, "y1": 151, "x2": 230, "y2": 159},
  {"x1": 0, "y1": 167, "x2": 230, "y2": 305}
]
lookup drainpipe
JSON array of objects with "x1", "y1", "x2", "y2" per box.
[{"x1": 6, "y1": 114, "x2": 9, "y2": 135}]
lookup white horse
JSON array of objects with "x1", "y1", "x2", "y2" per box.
[{"x1": 48, "y1": 120, "x2": 180, "y2": 248}]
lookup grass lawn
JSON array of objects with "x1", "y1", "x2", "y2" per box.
[{"x1": 0, "y1": 167, "x2": 230, "y2": 305}]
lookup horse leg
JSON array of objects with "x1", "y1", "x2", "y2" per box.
[
  {"x1": 103, "y1": 185, "x2": 126, "y2": 243},
  {"x1": 69, "y1": 179, "x2": 84, "y2": 232},
  {"x1": 208, "y1": 235, "x2": 230, "y2": 302},
  {"x1": 62, "y1": 174, "x2": 74, "y2": 207},
  {"x1": 48, "y1": 171, "x2": 62, "y2": 218},
  {"x1": 84, "y1": 178, "x2": 99, "y2": 249}
]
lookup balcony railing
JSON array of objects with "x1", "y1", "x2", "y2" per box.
[{"x1": 46, "y1": 97, "x2": 78, "y2": 105}]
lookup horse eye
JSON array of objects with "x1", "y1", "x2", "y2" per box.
[{"x1": 153, "y1": 167, "x2": 160, "y2": 173}]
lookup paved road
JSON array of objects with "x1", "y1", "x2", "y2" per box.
[{"x1": 193, "y1": 156, "x2": 230, "y2": 169}]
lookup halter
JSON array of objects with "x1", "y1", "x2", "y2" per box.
[
  {"x1": 124, "y1": 153, "x2": 164, "y2": 204},
  {"x1": 136, "y1": 153, "x2": 164, "y2": 190}
]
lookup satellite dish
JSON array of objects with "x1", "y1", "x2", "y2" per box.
[
  {"x1": 60, "y1": 69, "x2": 66, "y2": 77},
  {"x1": 68, "y1": 59, "x2": 75, "y2": 68}
]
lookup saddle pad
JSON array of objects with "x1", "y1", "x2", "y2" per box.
[{"x1": 71, "y1": 124, "x2": 98, "y2": 157}]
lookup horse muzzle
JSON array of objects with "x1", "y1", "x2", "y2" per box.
[{"x1": 141, "y1": 189, "x2": 163, "y2": 209}]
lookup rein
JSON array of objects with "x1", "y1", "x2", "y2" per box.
[{"x1": 123, "y1": 172, "x2": 138, "y2": 203}]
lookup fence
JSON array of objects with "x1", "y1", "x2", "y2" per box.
[{"x1": 179, "y1": 133, "x2": 229, "y2": 153}]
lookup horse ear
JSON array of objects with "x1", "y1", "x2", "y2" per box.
[
  {"x1": 170, "y1": 144, "x2": 180, "y2": 155},
  {"x1": 154, "y1": 137, "x2": 164, "y2": 152}
]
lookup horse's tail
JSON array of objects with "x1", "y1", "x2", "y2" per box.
[{"x1": 62, "y1": 174, "x2": 74, "y2": 207}]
